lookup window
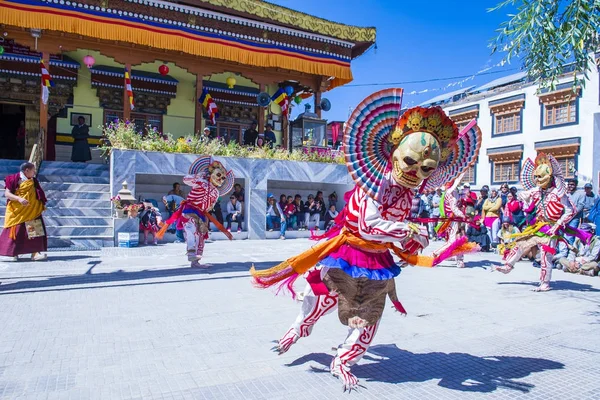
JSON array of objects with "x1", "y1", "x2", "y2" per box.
[
  {"x1": 554, "y1": 156, "x2": 576, "y2": 179},
  {"x1": 493, "y1": 161, "x2": 520, "y2": 183},
  {"x1": 495, "y1": 112, "x2": 521, "y2": 134},
  {"x1": 544, "y1": 101, "x2": 577, "y2": 126},
  {"x1": 463, "y1": 165, "x2": 476, "y2": 185}
]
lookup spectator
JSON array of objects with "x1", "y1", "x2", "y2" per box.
[
  {"x1": 283, "y1": 196, "x2": 297, "y2": 230},
  {"x1": 583, "y1": 183, "x2": 598, "y2": 222},
  {"x1": 71, "y1": 116, "x2": 92, "y2": 163},
  {"x1": 566, "y1": 178, "x2": 585, "y2": 244},
  {"x1": 324, "y1": 204, "x2": 339, "y2": 231},
  {"x1": 256, "y1": 133, "x2": 265, "y2": 148},
  {"x1": 201, "y1": 127, "x2": 212, "y2": 141},
  {"x1": 460, "y1": 183, "x2": 477, "y2": 217},
  {"x1": 315, "y1": 191, "x2": 327, "y2": 219},
  {"x1": 168, "y1": 182, "x2": 185, "y2": 197},
  {"x1": 499, "y1": 183, "x2": 510, "y2": 207},
  {"x1": 304, "y1": 194, "x2": 321, "y2": 230},
  {"x1": 279, "y1": 194, "x2": 288, "y2": 213},
  {"x1": 482, "y1": 188, "x2": 502, "y2": 244},
  {"x1": 264, "y1": 124, "x2": 277, "y2": 149},
  {"x1": 328, "y1": 192, "x2": 338, "y2": 210},
  {"x1": 233, "y1": 183, "x2": 245, "y2": 203},
  {"x1": 475, "y1": 185, "x2": 489, "y2": 217},
  {"x1": 431, "y1": 188, "x2": 442, "y2": 240},
  {"x1": 559, "y1": 223, "x2": 600, "y2": 276},
  {"x1": 208, "y1": 198, "x2": 224, "y2": 232},
  {"x1": 163, "y1": 193, "x2": 185, "y2": 242},
  {"x1": 243, "y1": 122, "x2": 259, "y2": 146},
  {"x1": 410, "y1": 190, "x2": 425, "y2": 219},
  {"x1": 504, "y1": 191, "x2": 525, "y2": 228},
  {"x1": 294, "y1": 194, "x2": 306, "y2": 230},
  {"x1": 266, "y1": 194, "x2": 286, "y2": 239},
  {"x1": 139, "y1": 202, "x2": 162, "y2": 245},
  {"x1": 225, "y1": 195, "x2": 243, "y2": 232},
  {"x1": 466, "y1": 218, "x2": 491, "y2": 252},
  {"x1": 497, "y1": 217, "x2": 520, "y2": 257}
]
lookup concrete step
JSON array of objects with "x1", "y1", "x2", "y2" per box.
[
  {"x1": 38, "y1": 168, "x2": 109, "y2": 177},
  {"x1": 0, "y1": 198, "x2": 111, "y2": 208},
  {"x1": 0, "y1": 207, "x2": 112, "y2": 217},
  {"x1": 40, "y1": 183, "x2": 110, "y2": 192},
  {"x1": 43, "y1": 191, "x2": 111, "y2": 200},
  {"x1": 41, "y1": 161, "x2": 109, "y2": 170},
  {"x1": 0, "y1": 216, "x2": 113, "y2": 227},
  {"x1": 46, "y1": 226, "x2": 114, "y2": 237},
  {"x1": 37, "y1": 175, "x2": 110, "y2": 184},
  {"x1": 47, "y1": 236, "x2": 114, "y2": 251}
]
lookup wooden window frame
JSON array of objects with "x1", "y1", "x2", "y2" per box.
[
  {"x1": 492, "y1": 160, "x2": 521, "y2": 184},
  {"x1": 543, "y1": 100, "x2": 577, "y2": 127},
  {"x1": 489, "y1": 99, "x2": 524, "y2": 137},
  {"x1": 494, "y1": 111, "x2": 521, "y2": 135}
]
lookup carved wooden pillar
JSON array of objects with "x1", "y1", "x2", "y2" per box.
[
  {"x1": 123, "y1": 63, "x2": 132, "y2": 121},
  {"x1": 258, "y1": 83, "x2": 266, "y2": 134},
  {"x1": 194, "y1": 73, "x2": 204, "y2": 136},
  {"x1": 314, "y1": 90, "x2": 322, "y2": 119},
  {"x1": 39, "y1": 52, "x2": 49, "y2": 160}
]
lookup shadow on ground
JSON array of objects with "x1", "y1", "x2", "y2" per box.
[
  {"x1": 497, "y1": 280, "x2": 600, "y2": 292},
  {"x1": 0, "y1": 261, "x2": 273, "y2": 295},
  {"x1": 287, "y1": 344, "x2": 564, "y2": 393}
]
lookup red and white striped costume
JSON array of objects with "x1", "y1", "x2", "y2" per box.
[
  {"x1": 503, "y1": 186, "x2": 575, "y2": 287},
  {"x1": 181, "y1": 175, "x2": 219, "y2": 262}
]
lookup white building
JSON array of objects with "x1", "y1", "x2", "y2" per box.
[{"x1": 420, "y1": 66, "x2": 600, "y2": 191}]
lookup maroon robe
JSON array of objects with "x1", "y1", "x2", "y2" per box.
[{"x1": 0, "y1": 173, "x2": 48, "y2": 257}]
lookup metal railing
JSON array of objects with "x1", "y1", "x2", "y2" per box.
[{"x1": 28, "y1": 127, "x2": 45, "y2": 170}]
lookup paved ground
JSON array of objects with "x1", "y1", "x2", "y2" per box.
[{"x1": 0, "y1": 239, "x2": 599, "y2": 399}]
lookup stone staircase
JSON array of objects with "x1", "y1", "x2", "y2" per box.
[{"x1": 0, "y1": 160, "x2": 113, "y2": 251}]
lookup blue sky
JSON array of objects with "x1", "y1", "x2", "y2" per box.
[{"x1": 269, "y1": 0, "x2": 519, "y2": 121}]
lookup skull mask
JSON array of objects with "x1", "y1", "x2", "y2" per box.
[
  {"x1": 534, "y1": 162, "x2": 553, "y2": 189},
  {"x1": 209, "y1": 166, "x2": 227, "y2": 188},
  {"x1": 392, "y1": 132, "x2": 440, "y2": 188}
]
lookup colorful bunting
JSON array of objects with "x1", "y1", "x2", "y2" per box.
[
  {"x1": 271, "y1": 88, "x2": 289, "y2": 116},
  {"x1": 199, "y1": 88, "x2": 219, "y2": 125},
  {"x1": 40, "y1": 60, "x2": 54, "y2": 105},
  {"x1": 124, "y1": 67, "x2": 135, "y2": 110}
]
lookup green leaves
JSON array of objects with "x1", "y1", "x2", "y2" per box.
[{"x1": 489, "y1": 0, "x2": 600, "y2": 90}]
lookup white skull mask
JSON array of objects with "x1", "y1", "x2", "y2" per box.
[
  {"x1": 391, "y1": 132, "x2": 440, "y2": 188},
  {"x1": 209, "y1": 167, "x2": 227, "y2": 188}
]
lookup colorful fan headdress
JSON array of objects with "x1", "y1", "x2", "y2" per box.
[
  {"x1": 188, "y1": 156, "x2": 234, "y2": 196},
  {"x1": 520, "y1": 152, "x2": 566, "y2": 196},
  {"x1": 344, "y1": 89, "x2": 482, "y2": 198}
]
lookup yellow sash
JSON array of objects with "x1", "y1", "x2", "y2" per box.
[{"x1": 4, "y1": 179, "x2": 45, "y2": 239}]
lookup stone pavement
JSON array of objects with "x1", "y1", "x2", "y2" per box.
[{"x1": 0, "y1": 239, "x2": 599, "y2": 399}]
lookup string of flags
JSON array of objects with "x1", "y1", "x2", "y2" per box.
[
  {"x1": 124, "y1": 67, "x2": 135, "y2": 110},
  {"x1": 40, "y1": 60, "x2": 54, "y2": 106},
  {"x1": 199, "y1": 88, "x2": 219, "y2": 125}
]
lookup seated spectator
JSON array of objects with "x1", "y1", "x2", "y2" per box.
[
  {"x1": 315, "y1": 191, "x2": 327, "y2": 219},
  {"x1": 466, "y1": 218, "x2": 491, "y2": 252},
  {"x1": 305, "y1": 194, "x2": 322, "y2": 230},
  {"x1": 163, "y1": 193, "x2": 185, "y2": 242},
  {"x1": 225, "y1": 195, "x2": 243, "y2": 232},
  {"x1": 559, "y1": 223, "x2": 600, "y2": 276},
  {"x1": 283, "y1": 196, "x2": 297, "y2": 230},
  {"x1": 497, "y1": 217, "x2": 520, "y2": 257},
  {"x1": 256, "y1": 133, "x2": 265, "y2": 148},
  {"x1": 461, "y1": 183, "x2": 478, "y2": 217},
  {"x1": 168, "y1": 182, "x2": 184, "y2": 197},
  {"x1": 139, "y1": 202, "x2": 162, "y2": 245},
  {"x1": 324, "y1": 204, "x2": 339, "y2": 231},
  {"x1": 279, "y1": 194, "x2": 288, "y2": 214},
  {"x1": 294, "y1": 194, "x2": 306, "y2": 230},
  {"x1": 208, "y1": 197, "x2": 224, "y2": 232},
  {"x1": 233, "y1": 183, "x2": 245, "y2": 202},
  {"x1": 504, "y1": 191, "x2": 525, "y2": 228},
  {"x1": 328, "y1": 192, "x2": 338, "y2": 210},
  {"x1": 266, "y1": 194, "x2": 286, "y2": 239}
]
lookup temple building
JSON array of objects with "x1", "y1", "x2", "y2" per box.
[{"x1": 0, "y1": 0, "x2": 375, "y2": 162}]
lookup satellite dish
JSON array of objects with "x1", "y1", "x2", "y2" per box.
[
  {"x1": 257, "y1": 92, "x2": 271, "y2": 107},
  {"x1": 320, "y1": 98, "x2": 331, "y2": 112}
]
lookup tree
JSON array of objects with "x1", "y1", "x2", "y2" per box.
[{"x1": 490, "y1": 0, "x2": 600, "y2": 90}]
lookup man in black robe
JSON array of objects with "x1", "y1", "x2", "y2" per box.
[{"x1": 71, "y1": 116, "x2": 92, "y2": 162}]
